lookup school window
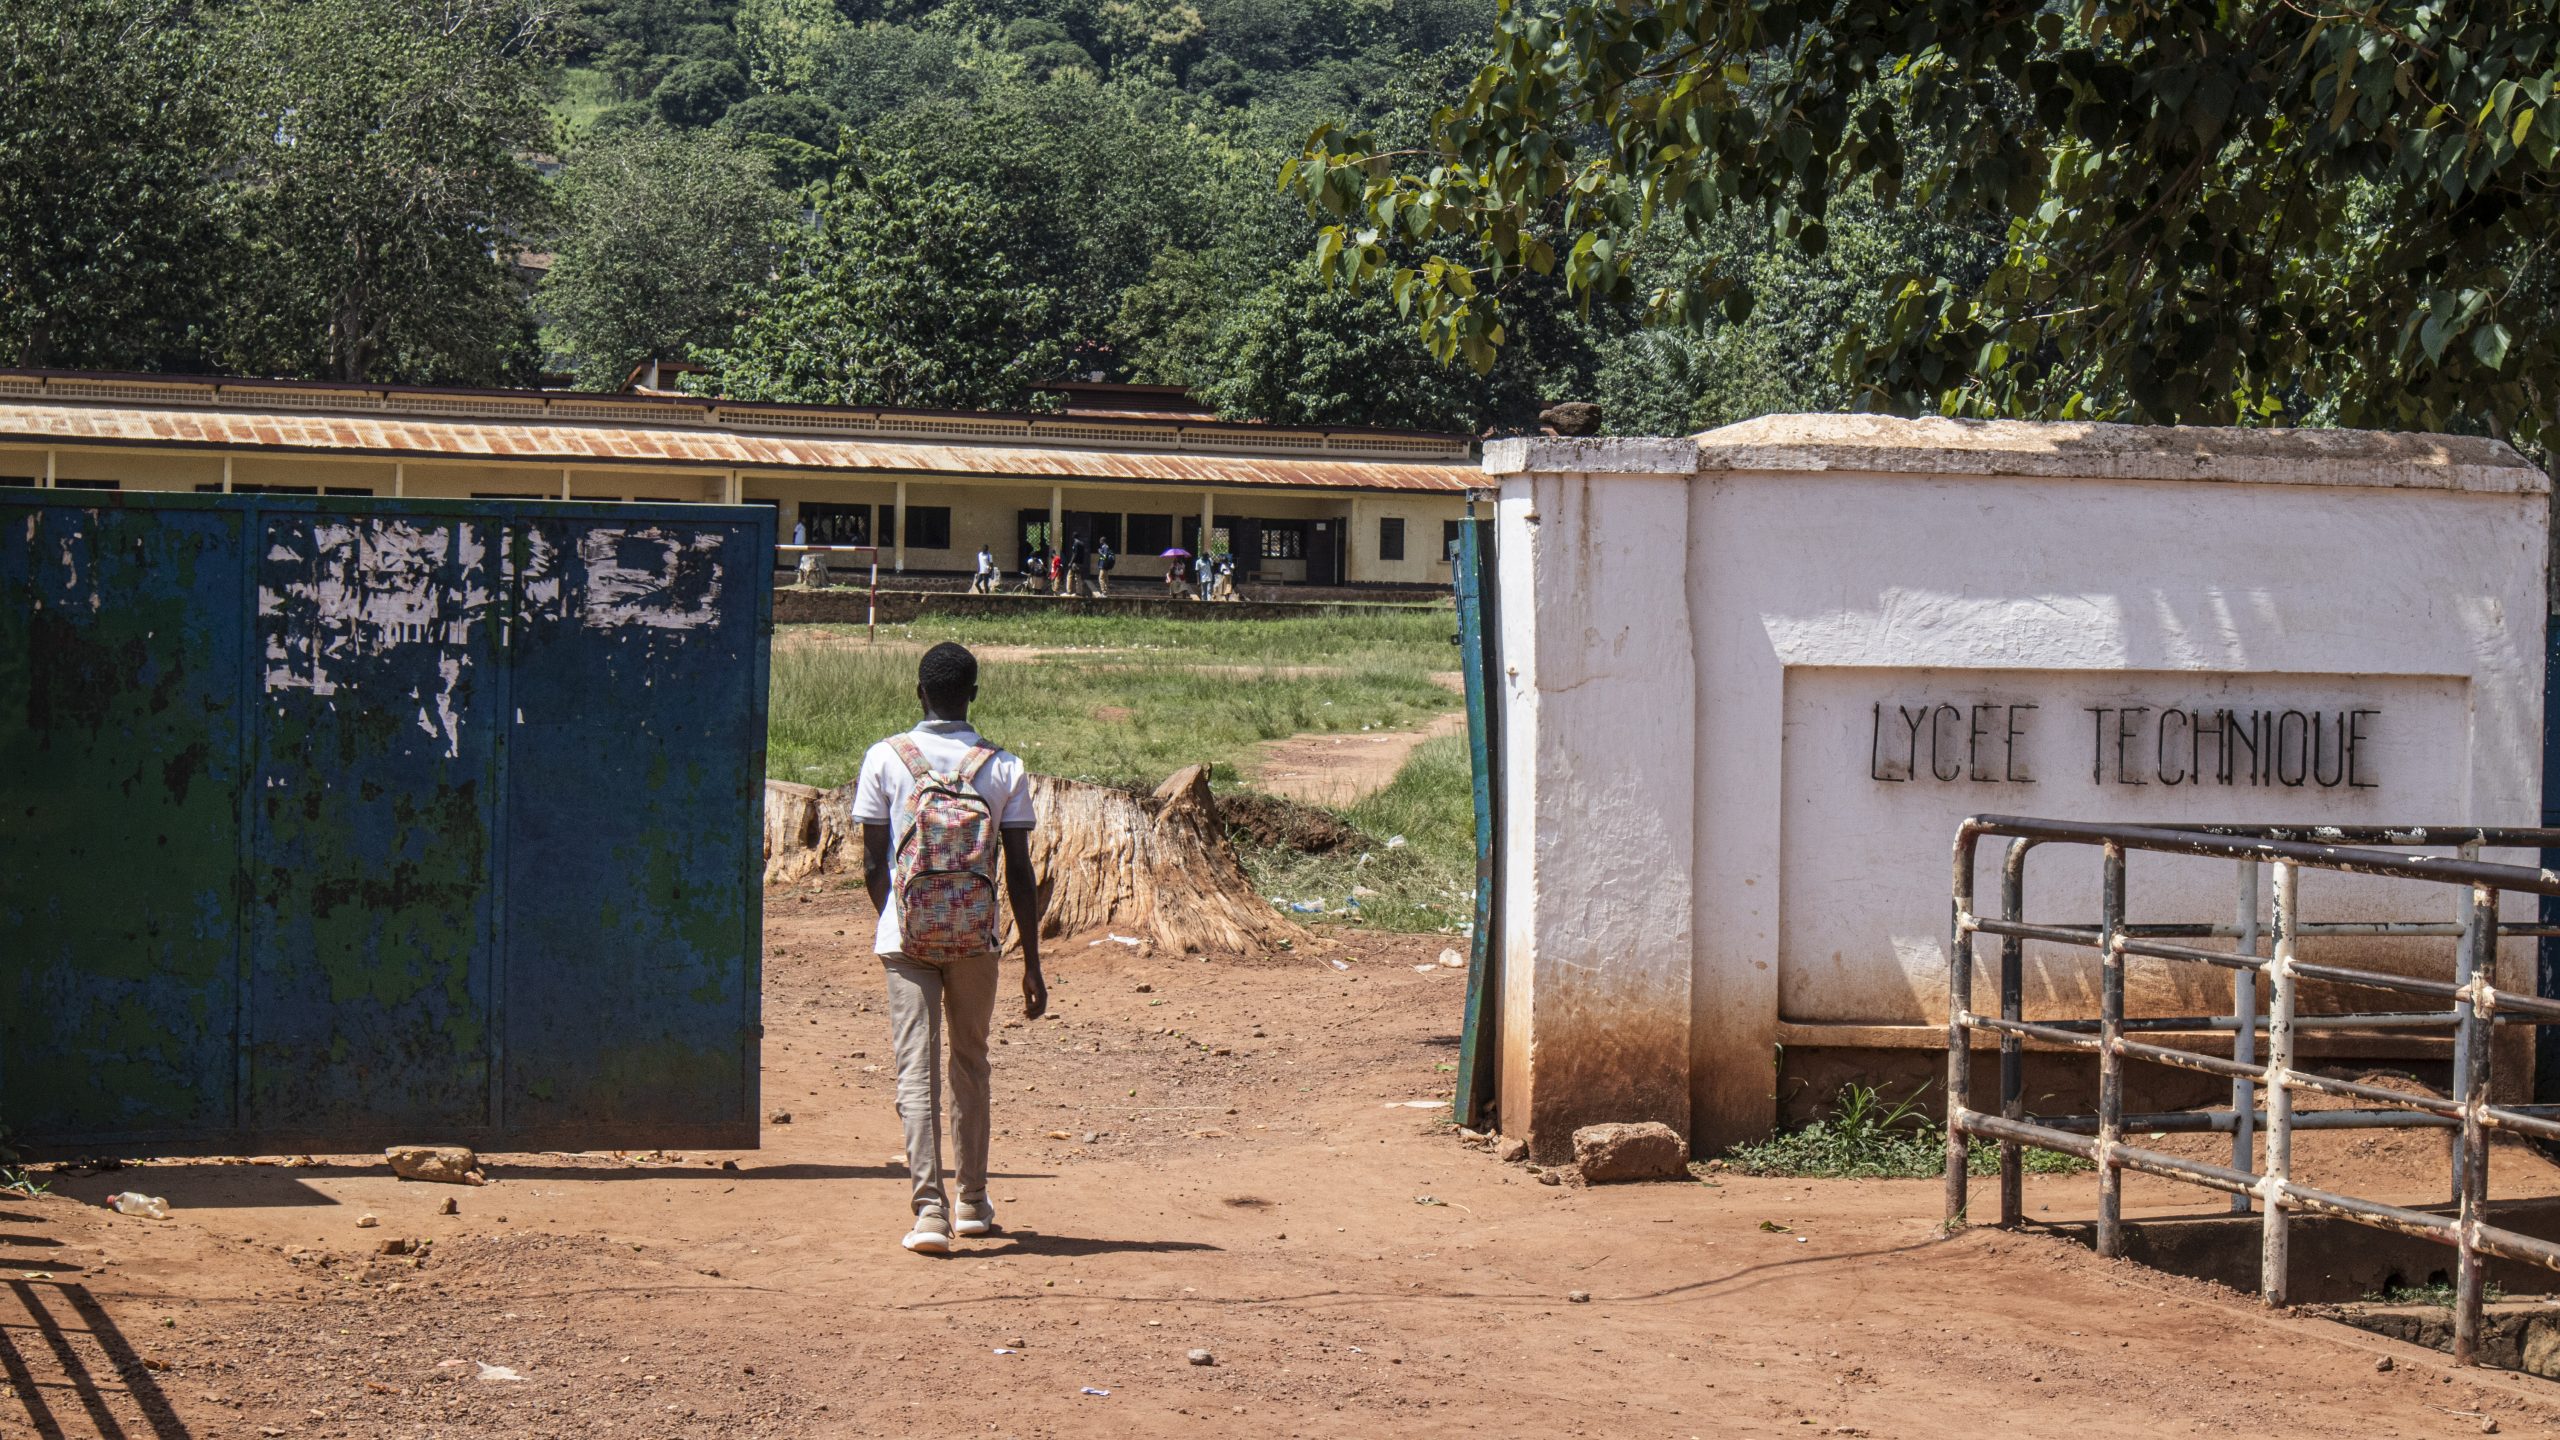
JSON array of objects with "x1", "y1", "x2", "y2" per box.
[
  {"x1": 56, "y1": 479, "x2": 122, "y2": 491},
  {"x1": 1260, "y1": 526, "x2": 1305, "y2": 559},
  {"x1": 1378, "y1": 516, "x2": 1406, "y2": 562},
  {"x1": 1443, "y1": 520, "x2": 1464, "y2": 561},
  {"x1": 1126, "y1": 513, "x2": 1174, "y2": 553},
  {"x1": 800, "y1": 502, "x2": 871, "y2": 546},
  {"x1": 902, "y1": 505, "x2": 952, "y2": 549}
]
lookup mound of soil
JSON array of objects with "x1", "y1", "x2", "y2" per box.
[{"x1": 1219, "y1": 788, "x2": 1372, "y2": 854}]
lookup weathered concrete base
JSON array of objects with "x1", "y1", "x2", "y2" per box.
[
  {"x1": 2325, "y1": 1302, "x2": 2560, "y2": 1377},
  {"x1": 2037, "y1": 1198, "x2": 2560, "y2": 1305},
  {"x1": 1774, "y1": 1047, "x2": 2455, "y2": 1131}
]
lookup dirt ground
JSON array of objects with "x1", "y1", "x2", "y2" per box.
[
  {"x1": 11, "y1": 891, "x2": 2560, "y2": 1438},
  {"x1": 1247, "y1": 712, "x2": 1466, "y2": 807}
]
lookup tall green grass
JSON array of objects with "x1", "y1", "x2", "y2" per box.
[
  {"x1": 1722, "y1": 1084, "x2": 2092, "y2": 1178},
  {"x1": 1239, "y1": 734, "x2": 1478, "y2": 934},
  {"x1": 768, "y1": 613, "x2": 1461, "y2": 790}
]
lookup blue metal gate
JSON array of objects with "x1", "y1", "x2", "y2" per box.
[{"x1": 2, "y1": 491, "x2": 772, "y2": 1154}]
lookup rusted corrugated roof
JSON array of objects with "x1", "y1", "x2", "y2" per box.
[{"x1": 0, "y1": 400, "x2": 1477, "y2": 493}]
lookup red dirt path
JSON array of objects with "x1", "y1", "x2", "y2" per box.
[{"x1": 7, "y1": 886, "x2": 2560, "y2": 1438}]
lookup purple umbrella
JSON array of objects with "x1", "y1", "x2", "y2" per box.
[{"x1": 1159, "y1": 547, "x2": 1192, "y2": 558}]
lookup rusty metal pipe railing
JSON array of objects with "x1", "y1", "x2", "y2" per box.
[{"x1": 1946, "y1": 816, "x2": 2560, "y2": 1367}]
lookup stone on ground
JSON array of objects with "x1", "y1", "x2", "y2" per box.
[
  {"x1": 1570, "y1": 1122, "x2": 1688, "y2": 1183},
  {"x1": 385, "y1": 1145, "x2": 484, "y2": 1186}
]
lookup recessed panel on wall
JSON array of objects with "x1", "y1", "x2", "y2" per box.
[{"x1": 1778, "y1": 666, "x2": 2474, "y2": 1025}]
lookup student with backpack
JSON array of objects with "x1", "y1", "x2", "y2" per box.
[
  {"x1": 1093, "y1": 537, "x2": 1115, "y2": 596},
  {"x1": 851, "y1": 643, "x2": 1045, "y2": 1255}
]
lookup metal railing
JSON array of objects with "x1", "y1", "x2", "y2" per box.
[{"x1": 1944, "y1": 817, "x2": 2560, "y2": 1365}]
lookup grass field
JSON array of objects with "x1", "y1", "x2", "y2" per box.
[
  {"x1": 768, "y1": 610, "x2": 1477, "y2": 933},
  {"x1": 769, "y1": 610, "x2": 1462, "y2": 791}
]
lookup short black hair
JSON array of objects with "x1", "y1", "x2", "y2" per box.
[{"x1": 918, "y1": 641, "x2": 978, "y2": 711}]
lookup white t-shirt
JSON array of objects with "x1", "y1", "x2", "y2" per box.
[{"x1": 848, "y1": 719, "x2": 1036, "y2": 956}]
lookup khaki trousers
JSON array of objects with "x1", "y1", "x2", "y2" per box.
[{"x1": 880, "y1": 950, "x2": 997, "y2": 1220}]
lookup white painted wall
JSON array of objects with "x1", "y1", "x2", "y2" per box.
[{"x1": 1486, "y1": 418, "x2": 2549, "y2": 1156}]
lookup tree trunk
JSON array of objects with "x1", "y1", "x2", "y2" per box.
[
  {"x1": 761, "y1": 765, "x2": 1305, "y2": 956},
  {"x1": 761, "y1": 779, "x2": 863, "y2": 886}
]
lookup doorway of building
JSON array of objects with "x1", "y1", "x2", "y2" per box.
[{"x1": 1307, "y1": 517, "x2": 1343, "y2": 586}]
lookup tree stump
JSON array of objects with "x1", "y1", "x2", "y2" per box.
[
  {"x1": 1012, "y1": 765, "x2": 1304, "y2": 954},
  {"x1": 761, "y1": 779, "x2": 863, "y2": 886},
  {"x1": 761, "y1": 765, "x2": 1304, "y2": 956}
]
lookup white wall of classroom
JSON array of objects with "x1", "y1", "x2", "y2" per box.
[{"x1": 0, "y1": 445, "x2": 1465, "y2": 586}]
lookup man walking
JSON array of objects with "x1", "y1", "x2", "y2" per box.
[
  {"x1": 1065, "y1": 534, "x2": 1090, "y2": 598},
  {"x1": 972, "y1": 544, "x2": 996, "y2": 595},
  {"x1": 1093, "y1": 536, "x2": 1115, "y2": 596},
  {"x1": 852, "y1": 643, "x2": 1046, "y2": 1255}
]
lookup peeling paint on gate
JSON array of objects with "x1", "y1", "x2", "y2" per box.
[{"x1": 0, "y1": 490, "x2": 772, "y2": 1155}]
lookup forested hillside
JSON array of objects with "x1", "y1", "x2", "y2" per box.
[
  {"x1": 537, "y1": 0, "x2": 1635, "y2": 430},
  {"x1": 3, "y1": 0, "x2": 1966, "y2": 434}
]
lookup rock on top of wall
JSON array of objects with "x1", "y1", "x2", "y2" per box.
[{"x1": 1485, "y1": 415, "x2": 2545, "y2": 495}]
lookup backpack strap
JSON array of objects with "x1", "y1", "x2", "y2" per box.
[
  {"x1": 887, "y1": 735, "x2": 938, "y2": 782},
  {"x1": 952, "y1": 745, "x2": 996, "y2": 785}
]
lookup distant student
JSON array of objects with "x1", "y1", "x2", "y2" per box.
[
  {"x1": 851, "y1": 643, "x2": 1045, "y2": 1255},
  {"x1": 1162, "y1": 557, "x2": 1186, "y2": 597},
  {"x1": 1094, "y1": 538, "x2": 1116, "y2": 596},
  {"x1": 1049, "y1": 547, "x2": 1066, "y2": 596},
  {"x1": 1194, "y1": 550, "x2": 1215, "y2": 602},
  {"x1": 1213, "y1": 550, "x2": 1238, "y2": 601},
  {"x1": 793, "y1": 520, "x2": 807, "y2": 547},
  {"x1": 973, "y1": 545, "x2": 996, "y2": 595},
  {"x1": 1065, "y1": 536, "x2": 1090, "y2": 598}
]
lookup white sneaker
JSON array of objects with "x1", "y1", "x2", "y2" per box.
[
  {"x1": 902, "y1": 1217, "x2": 952, "y2": 1254},
  {"x1": 954, "y1": 1201, "x2": 996, "y2": 1237}
]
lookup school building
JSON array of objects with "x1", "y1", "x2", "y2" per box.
[{"x1": 0, "y1": 371, "x2": 1477, "y2": 588}]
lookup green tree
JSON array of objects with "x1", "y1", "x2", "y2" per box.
[
  {"x1": 864, "y1": 76, "x2": 1234, "y2": 359},
  {"x1": 1198, "y1": 251, "x2": 1596, "y2": 430},
  {"x1": 651, "y1": 56, "x2": 746, "y2": 125},
  {"x1": 216, "y1": 0, "x2": 555, "y2": 384},
  {"x1": 541, "y1": 127, "x2": 793, "y2": 390},
  {"x1": 733, "y1": 0, "x2": 842, "y2": 90},
  {"x1": 1293, "y1": 0, "x2": 2560, "y2": 448},
  {"x1": 0, "y1": 0, "x2": 224, "y2": 370},
  {"x1": 698, "y1": 154, "x2": 1068, "y2": 409}
]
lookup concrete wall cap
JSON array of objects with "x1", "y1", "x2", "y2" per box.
[
  {"x1": 1689, "y1": 414, "x2": 2548, "y2": 495},
  {"x1": 1481, "y1": 435, "x2": 1697, "y2": 477}
]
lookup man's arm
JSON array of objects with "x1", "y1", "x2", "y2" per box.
[
  {"x1": 862, "y1": 823, "x2": 892, "y2": 921},
  {"x1": 1002, "y1": 827, "x2": 1046, "y2": 1019}
]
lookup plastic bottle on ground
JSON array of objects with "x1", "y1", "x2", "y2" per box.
[{"x1": 107, "y1": 1192, "x2": 171, "y2": 1219}]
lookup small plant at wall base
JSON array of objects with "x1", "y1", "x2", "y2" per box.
[{"x1": 1721, "y1": 1084, "x2": 2092, "y2": 1180}]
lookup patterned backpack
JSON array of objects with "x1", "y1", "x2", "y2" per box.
[{"x1": 889, "y1": 737, "x2": 1002, "y2": 959}]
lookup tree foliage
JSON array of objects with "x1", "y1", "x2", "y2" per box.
[
  {"x1": 216, "y1": 0, "x2": 557, "y2": 384},
  {"x1": 0, "y1": 0, "x2": 224, "y2": 370},
  {"x1": 1292, "y1": 0, "x2": 2560, "y2": 447},
  {"x1": 695, "y1": 152, "x2": 1069, "y2": 408},
  {"x1": 541, "y1": 128, "x2": 793, "y2": 389}
]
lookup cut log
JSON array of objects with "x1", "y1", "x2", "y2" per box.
[{"x1": 761, "y1": 765, "x2": 1304, "y2": 956}]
